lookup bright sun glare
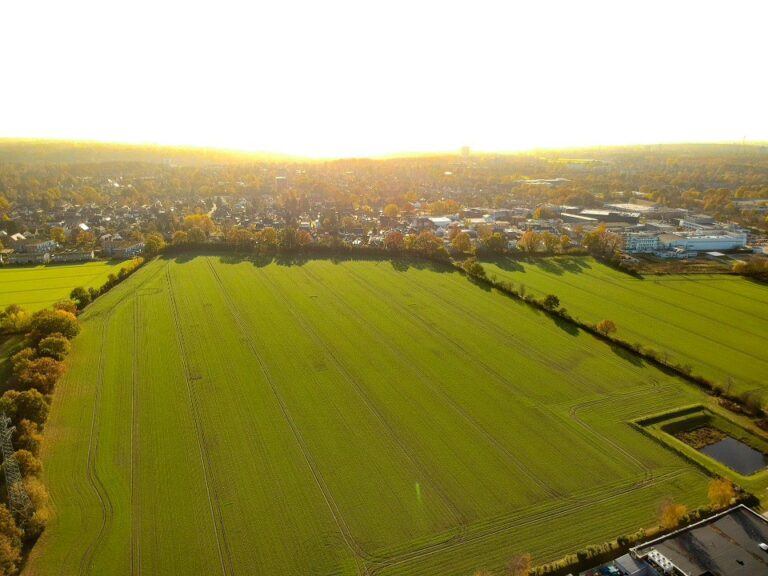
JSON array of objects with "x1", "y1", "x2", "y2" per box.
[{"x1": 1, "y1": 0, "x2": 767, "y2": 157}]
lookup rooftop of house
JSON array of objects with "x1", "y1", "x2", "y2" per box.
[{"x1": 633, "y1": 505, "x2": 768, "y2": 576}]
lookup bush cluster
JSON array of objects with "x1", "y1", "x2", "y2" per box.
[
  {"x1": 0, "y1": 299, "x2": 90, "y2": 572},
  {"x1": 70, "y1": 257, "x2": 145, "y2": 310}
]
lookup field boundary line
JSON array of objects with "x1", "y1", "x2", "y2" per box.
[{"x1": 165, "y1": 267, "x2": 234, "y2": 576}]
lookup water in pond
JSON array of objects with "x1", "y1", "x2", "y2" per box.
[{"x1": 699, "y1": 436, "x2": 768, "y2": 475}]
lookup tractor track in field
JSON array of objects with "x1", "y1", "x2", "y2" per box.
[
  {"x1": 603, "y1": 271, "x2": 768, "y2": 327},
  {"x1": 567, "y1": 383, "x2": 678, "y2": 481},
  {"x1": 78, "y1": 308, "x2": 116, "y2": 576},
  {"x1": 338, "y1": 264, "x2": 563, "y2": 500},
  {"x1": 366, "y1": 466, "x2": 690, "y2": 574},
  {"x1": 388, "y1": 266, "x2": 689, "y2": 478},
  {"x1": 536, "y1": 267, "x2": 768, "y2": 367},
  {"x1": 297, "y1": 264, "x2": 570, "y2": 505},
  {"x1": 649, "y1": 279, "x2": 768, "y2": 340},
  {"x1": 395, "y1": 268, "x2": 654, "y2": 381},
  {"x1": 131, "y1": 297, "x2": 142, "y2": 576},
  {"x1": 253, "y1": 266, "x2": 469, "y2": 540},
  {"x1": 203, "y1": 260, "x2": 371, "y2": 574},
  {"x1": 380, "y1": 266, "x2": 606, "y2": 381},
  {"x1": 165, "y1": 268, "x2": 235, "y2": 576}
]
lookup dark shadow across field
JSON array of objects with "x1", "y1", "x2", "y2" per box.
[{"x1": 610, "y1": 343, "x2": 645, "y2": 367}]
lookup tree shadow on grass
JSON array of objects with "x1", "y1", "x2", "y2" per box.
[
  {"x1": 610, "y1": 344, "x2": 645, "y2": 367},
  {"x1": 166, "y1": 252, "x2": 198, "y2": 264},
  {"x1": 559, "y1": 258, "x2": 590, "y2": 274},
  {"x1": 531, "y1": 258, "x2": 565, "y2": 275},
  {"x1": 485, "y1": 256, "x2": 525, "y2": 272},
  {"x1": 218, "y1": 254, "x2": 250, "y2": 265},
  {"x1": 468, "y1": 276, "x2": 492, "y2": 291},
  {"x1": 552, "y1": 314, "x2": 579, "y2": 336},
  {"x1": 275, "y1": 253, "x2": 309, "y2": 267}
]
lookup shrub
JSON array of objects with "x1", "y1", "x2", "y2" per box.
[
  {"x1": 29, "y1": 309, "x2": 79, "y2": 343},
  {"x1": 52, "y1": 300, "x2": 78, "y2": 315},
  {"x1": 0, "y1": 504, "x2": 21, "y2": 575},
  {"x1": 596, "y1": 319, "x2": 617, "y2": 335},
  {"x1": 12, "y1": 449, "x2": 42, "y2": 478},
  {"x1": 0, "y1": 305, "x2": 30, "y2": 335},
  {"x1": 37, "y1": 333, "x2": 71, "y2": 361},
  {"x1": 69, "y1": 286, "x2": 92, "y2": 310},
  {"x1": 14, "y1": 420, "x2": 43, "y2": 455},
  {"x1": 16, "y1": 357, "x2": 65, "y2": 394},
  {"x1": 0, "y1": 390, "x2": 49, "y2": 426}
]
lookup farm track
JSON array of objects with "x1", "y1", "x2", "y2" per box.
[
  {"x1": 203, "y1": 260, "x2": 371, "y2": 574},
  {"x1": 165, "y1": 268, "x2": 234, "y2": 576},
  {"x1": 339, "y1": 264, "x2": 563, "y2": 500},
  {"x1": 253, "y1": 265, "x2": 469, "y2": 536},
  {"x1": 297, "y1": 264, "x2": 570, "y2": 505},
  {"x1": 78, "y1": 308, "x2": 116, "y2": 576},
  {"x1": 131, "y1": 298, "x2": 142, "y2": 576}
]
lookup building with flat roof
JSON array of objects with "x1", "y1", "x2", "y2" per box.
[
  {"x1": 659, "y1": 233, "x2": 747, "y2": 252},
  {"x1": 632, "y1": 505, "x2": 768, "y2": 576},
  {"x1": 625, "y1": 233, "x2": 660, "y2": 253}
]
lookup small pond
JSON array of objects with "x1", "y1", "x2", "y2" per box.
[{"x1": 699, "y1": 436, "x2": 768, "y2": 475}]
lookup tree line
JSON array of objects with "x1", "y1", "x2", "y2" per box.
[
  {"x1": 0, "y1": 256, "x2": 145, "y2": 574},
  {"x1": 0, "y1": 302, "x2": 80, "y2": 574}
]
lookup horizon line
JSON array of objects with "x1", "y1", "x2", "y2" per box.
[{"x1": 1, "y1": 136, "x2": 767, "y2": 162}]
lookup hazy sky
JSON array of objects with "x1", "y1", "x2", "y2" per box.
[{"x1": 2, "y1": 0, "x2": 766, "y2": 157}]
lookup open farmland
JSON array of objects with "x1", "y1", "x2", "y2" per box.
[
  {"x1": 482, "y1": 257, "x2": 768, "y2": 402},
  {"x1": 26, "y1": 255, "x2": 742, "y2": 575},
  {"x1": 0, "y1": 261, "x2": 129, "y2": 311}
]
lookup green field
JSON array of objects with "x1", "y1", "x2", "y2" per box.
[
  {"x1": 482, "y1": 257, "x2": 768, "y2": 401},
  {"x1": 25, "y1": 255, "x2": 753, "y2": 575},
  {"x1": 0, "y1": 261, "x2": 130, "y2": 311}
]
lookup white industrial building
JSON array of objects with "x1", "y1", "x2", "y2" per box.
[
  {"x1": 624, "y1": 234, "x2": 660, "y2": 253},
  {"x1": 624, "y1": 232, "x2": 747, "y2": 254},
  {"x1": 658, "y1": 233, "x2": 747, "y2": 252}
]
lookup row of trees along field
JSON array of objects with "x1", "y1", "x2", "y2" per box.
[
  {"x1": 0, "y1": 257, "x2": 145, "y2": 575},
  {"x1": 162, "y1": 212, "x2": 624, "y2": 263},
  {"x1": 0, "y1": 302, "x2": 79, "y2": 574}
]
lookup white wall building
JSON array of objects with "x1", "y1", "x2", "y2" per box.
[
  {"x1": 659, "y1": 233, "x2": 747, "y2": 252},
  {"x1": 624, "y1": 234, "x2": 660, "y2": 253}
]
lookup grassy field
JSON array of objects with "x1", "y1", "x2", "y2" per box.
[
  {"x1": 482, "y1": 256, "x2": 768, "y2": 402},
  {"x1": 0, "y1": 261, "x2": 130, "y2": 311},
  {"x1": 24, "y1": 255, "x2": 752, "y2": 575}
]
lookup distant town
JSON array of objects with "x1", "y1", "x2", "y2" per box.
[{"x1": 0, "y1": 143, "x2": 766, "y2": 273}]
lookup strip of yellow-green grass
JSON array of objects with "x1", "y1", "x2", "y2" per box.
[
  {"x1": 0, "y1": 261, "x2": 131, "y2": 311},
  {"x1": 482, "y1": 256, "x2": 768, "y2": 398}
]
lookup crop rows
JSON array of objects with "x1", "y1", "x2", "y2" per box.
[
  {"x1": 25, "y1": 256, "x2": 734, "y2": 575},
  {"x1": 482, "y1": 256, "x2": 768, "y2": 396}
]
